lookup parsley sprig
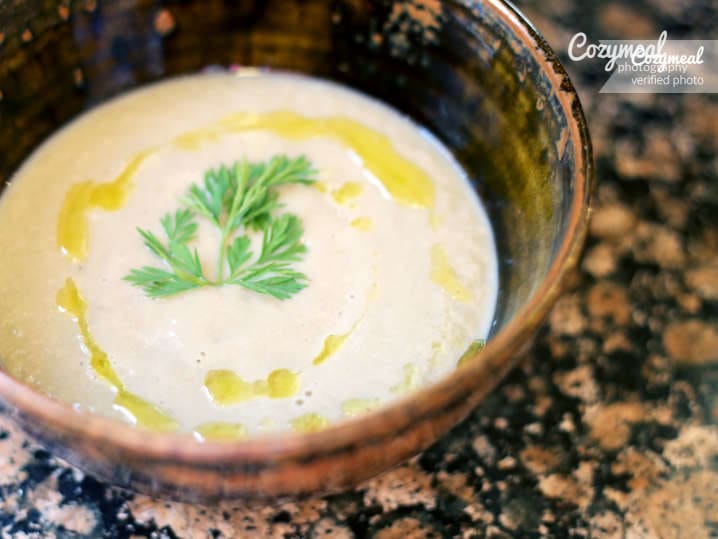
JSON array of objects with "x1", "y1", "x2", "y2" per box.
[{"x1": 124, "y1": 155, "x2": 316, "y2": 300}]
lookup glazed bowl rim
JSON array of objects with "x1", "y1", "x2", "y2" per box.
[{"x1": 0, "y1": 0, "x2": 593, "y2": 465}]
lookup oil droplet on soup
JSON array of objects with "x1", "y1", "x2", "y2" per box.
[
  {"x1": 291, "y1": 413, "x2": 330, "y2": 433},
  {"x1": 332, "y1": 182, "x2": 363, "y2": 205},
  {"x1": 391, "y1": 364, "x2": 420, "y2": 394},
  {"x1": 113, "y1": 390, "x2": 178, "y2": 432},
  {"x1": 312, "y1": 333, "x2": 350, "y2": 366},
  {"x1": 204, "y1": 368, "x2": 300, "y2": 406},
  {"x1": 193, "y1": 422, "x2": 248, "y2": 442},
  {"x1": 457, "y1": 339, "x2": 486, "y2": 368},
  {"x1": 350, "y1": 217, "x2": 373, "y2": 231},
  {"x1": 342, "y1": 398, "x2": 382, "y2": 417},
  {"x1": 430, "y1": 244, "x2": 471, "y2": 302}
]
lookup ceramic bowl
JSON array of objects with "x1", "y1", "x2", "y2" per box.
[{"x1": 0, "y1": 0, "x2": 592, "y2": 501}]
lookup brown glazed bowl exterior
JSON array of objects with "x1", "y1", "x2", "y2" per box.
[{"x1": 0, "y1": 0, "x2": 593, "y2": 501}]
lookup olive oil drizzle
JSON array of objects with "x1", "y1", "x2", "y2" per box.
[
  {"x1": 173, "y1": 111, "x2": 436, "y2": 208},
  {"x1": 57, "y1": 111, "x2": 436, "y2": 266},
  {"x1": 56, "y1": 278, "x2": 177, "y2": 431},
  {"x1": 57, "y1": 148, "x2": 156, "y2": 262}
]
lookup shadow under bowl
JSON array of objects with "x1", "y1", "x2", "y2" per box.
[{"x1": 0, "y1": 0, "x2": 592, "y2": 501}]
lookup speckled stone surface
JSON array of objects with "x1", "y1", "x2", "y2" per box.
[{"x1": 1, "y1": 0, "x2": 717, "y2": 537}]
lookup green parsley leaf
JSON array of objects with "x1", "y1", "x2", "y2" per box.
[
  {"x1": 226, "y1": 236, "x2": 252, "y2": 277},
  {"x1": 124, "y1": 155, "x2": 316, "y2": 300}
]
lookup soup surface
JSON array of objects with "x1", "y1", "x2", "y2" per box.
[{"x1": 0, "y1": 72, "x2": 498, "y2": 439}]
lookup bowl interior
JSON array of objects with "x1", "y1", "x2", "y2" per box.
[{"x1": 0, "y1": 0, "x2": 578, "y2": 343}]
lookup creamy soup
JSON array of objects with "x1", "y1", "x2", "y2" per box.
[{"x1": 0, "y1": 72, "x2": 498, "y2": 439}]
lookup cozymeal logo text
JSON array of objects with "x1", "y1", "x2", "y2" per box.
[{"x1": 568, "y1": 31, "x2": 704, "y2": 73}]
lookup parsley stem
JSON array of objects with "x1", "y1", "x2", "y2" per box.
[{"x1": 216, "y1": 229, "x2": 228, "y2": 282}]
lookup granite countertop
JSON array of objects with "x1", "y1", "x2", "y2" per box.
[{"x1": 1, "y1": 0, "x2": 717, "y2": 537}]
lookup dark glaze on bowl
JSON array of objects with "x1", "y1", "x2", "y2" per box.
[{"x1": 0, "y1": 0, "x2": 592, "y2": 501}]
